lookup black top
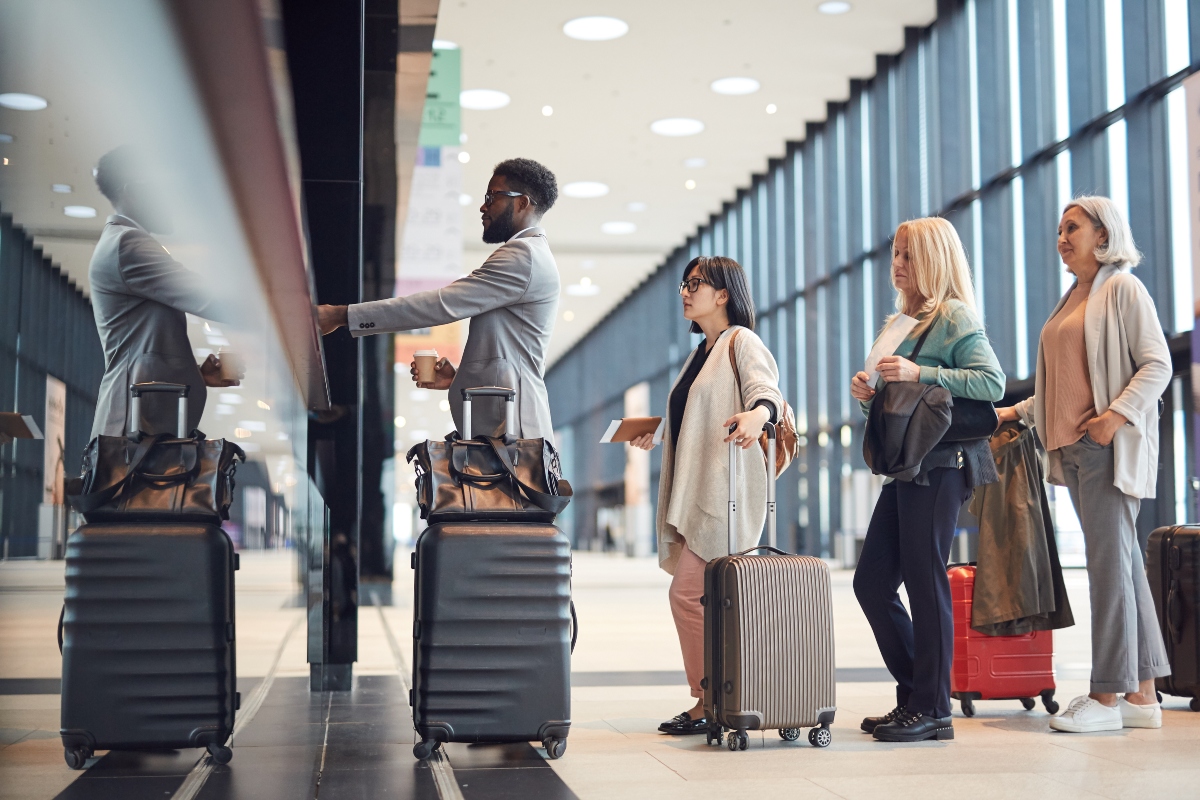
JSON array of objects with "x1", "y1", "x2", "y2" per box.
[{"x1": 669, "y1": 337, "x2": 777, "y2": 447}]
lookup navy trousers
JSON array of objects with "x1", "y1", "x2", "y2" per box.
[{"x1": 853, "y1": 467, "x2": 970, "y2": 719}]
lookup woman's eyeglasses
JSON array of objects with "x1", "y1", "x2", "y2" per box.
[
  {"x1": 482, "y1": 190, "x2": 535, "y2": 206},
  {"x1": 679, "y1": 277, "x2": 711, "y2": 295}
]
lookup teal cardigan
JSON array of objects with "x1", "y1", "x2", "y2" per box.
[{"x1": 861, "y1": 299, "x2": 1006, "y2": 417}]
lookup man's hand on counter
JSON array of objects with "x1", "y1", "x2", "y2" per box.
[{"x1": 317, "y1": 305, "x2": 349, "y2": 335}]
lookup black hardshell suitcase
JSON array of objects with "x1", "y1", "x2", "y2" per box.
[
  {"x1": 60, "y1": 522, "x2": 239, "y2": 768},
  {"x1": 1147, "y1": 525, "x2": 1200, "y2": 710},
  {"x1": 703, "y1": 424, "x2": 837, "y2": 751},
  {"x1": 410, "y1": 387, "x2": 573, "y2": 760}
]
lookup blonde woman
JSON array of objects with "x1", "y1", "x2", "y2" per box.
[
  {"x1": 629, "y1": 255, "x2": 784, "y2": 735},
  {"x1": 996, "y1": 197, "x2": 1172, "y2": 733},
  {"x1": 849, "y1": 218, "x2": 1005, "y2": 742}
]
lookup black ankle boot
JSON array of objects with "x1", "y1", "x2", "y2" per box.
[
  {"x1": 872, "y1": 709, "x2": 954, "y2": 742},
  {"x1": 860, "y1": 705, "x2": 905, "y2": 734}
]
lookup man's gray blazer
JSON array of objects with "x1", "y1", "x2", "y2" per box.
[
  {"x1": 348, "y1": 227, "x2": 559, "y2": 441},
  {"x1": 89, "y1": 214, "x2": 218, "y2": 438}
]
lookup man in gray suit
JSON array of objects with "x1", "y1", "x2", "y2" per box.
[
  {"x1": 318, "y1": 158, "x2": 560, "y2": 441},
  {"x1": 88, "y1": 146, "x2": 240, "y2": 439}
]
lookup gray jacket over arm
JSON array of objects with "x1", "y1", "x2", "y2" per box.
[
  {"x1": 89, "y1": 215, "x2": 220, "y2": 438},
  {"x1": 347, "y1": 227, "x2": 560, "y2": 442}
]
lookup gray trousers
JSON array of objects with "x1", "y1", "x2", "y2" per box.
[{"x1": 1060, "y1": 436, "x2": 1171, "y2": 694}]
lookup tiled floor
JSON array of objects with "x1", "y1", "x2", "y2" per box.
[{"x1": 1, "y1": 550, "x2": 1197, "y2": 800}]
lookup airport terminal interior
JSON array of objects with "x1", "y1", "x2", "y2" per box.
[{"x1": 2, "y1": 0, "x2": 1200, "y2": 798}]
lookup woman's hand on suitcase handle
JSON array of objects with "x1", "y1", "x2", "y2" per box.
[
  {"x1": 724, "y1": 407, "x2": 771, "y2": 449},
  {"x1": 851, "y1": 371, "x2": 875, "y2": 401},
  {"x1": 629, "y1": 433, "x2": 657, "y2": 451}
]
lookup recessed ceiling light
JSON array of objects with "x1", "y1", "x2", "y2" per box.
[
  {"x1": 601, "y1": 221, "x2": 636, "y2": 235},
  {"x1": 765, "y1": 103, "x2": 778, "y2": 114},
  {"x1": 234, "y1": 427, "x2": 252, "y2": 439},
  {"x1": 432, "y1": 39, "x2": 459, "y2": 49},
  {"x1": 563, "y1": 16, "x2": 629, "y2": 41},
  {"x1": 459, "y1": 89, "x2": 510, "y2": 110},
  {"x1": 63, "y1": 205, "x2": 96, "y2": 218},
  {"x1": 710, "y1": 77, "x2": 760, "y2": 95},
  {"x1": 217, "y1": 404, "x2": 234, "y2": 416},
  {"x1": 459, "y1": 193, "x2": 473, "y2": 206},
  {"x1": 562, "y1": 181, "x2": 609, "y2": 199},
  {"x1": 0, "y1": 93, "x2": 48, "y2": 111},
  {"x1": 219, "y1": 393, "x2": 243, "y2": 404},
  {"x1": 818, "y1": 1, "x2": 852, "y2": 13},
  {"x1": 566, "y1": 281, "x2": 600, "y2": 296},
  {"x1": 563, "y1": 310, "x2": 575, "y2": 321},
  {"x1": 580, "y1": 276, "x2": 592, "y2": 286},
  {"x1": 651, "y1": 118, "x2": 704, "y2": 137},
  {"x1": 458, "y1": 151, "x2": 470, "y2": 163},
  {"x1": 685, "y1": 179, "x2": 696, "y2": 190},
  {"x1": 238, "y1": 420, "x2": 267, "y2": 432},
  {"x1": 438, "y1": 399, "x2": 451, "y2": 411},
  {"x1": 683, "y1": 157, "x2": 707, "y2": 169},
  {"x1": 581, "y1": 259, "x2": 596, "y2": 268},
  {"x1": 257, "y1": 400, "x2": 271, "y2": 410},
  {"x1": 459, "y1": 132, "x2": 468, "y2": 143},
  {"x1": 0, "y1": 134, "x2": 13, "y2": 143},
  {"x1": 52, "y1": 183, "x2": 72, "y2": 193},
  {"x1": 394, "y1": 415, "x2": 406, "y2": 428},
  {"x1": 542, "y1": 105, "x2": 553, "y2": 116},
  {"x1": 626, "y1": 202, "x2": 647, "y2": 213}
]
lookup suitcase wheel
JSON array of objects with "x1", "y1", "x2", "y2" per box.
[
  {"x1": 413, "y1": 739, "x2": 441, "y2": 760},
  {"x1": 706, "y1": 729, "x2": 723, "y2": 747},
  {"x1": 960, "y1": 697, "x2": 976, "y2": 717},
  {"x1": 64, "y1": 746, "x2": 92, "y2": 770},
  {"x1": 543, "y1": 737, "x2": 567, "y2": 760},
  {"x1": 1041, "y1": 690, "x2": 1059, "y2": 715},
  {"x1": 779, "y1": 728, "x2": 801, "y2": 742},
  {"x1": 206, "y1": 743, "x2": 232, "y2": 765},
  {"x1": 1020, "y1": 698, "x2": 1036, "y2": 711},
  {"x1": 727, "y1": 730, "x2": 748, "y2": 751},
  {"x1": 807, "y1": 726, "x2": 831, "y2": 748}
]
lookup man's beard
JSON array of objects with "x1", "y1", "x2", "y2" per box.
[{"x1": 482, "y1": 204, "x2": 517, "y2": 244}]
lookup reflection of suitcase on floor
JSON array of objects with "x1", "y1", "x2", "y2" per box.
[
  {"x1": 1147, "y1": 526, "x2": 1200, "y2": 711},
  {"x1": 948, "y1": 565, "x2": 1058, "y2": 716},
  {"x1": 703, "y1": 424, "x2": 837, "y2": 751},
  {"x1": 60, "y1": 523, "x2": 239, "y2": 768}
]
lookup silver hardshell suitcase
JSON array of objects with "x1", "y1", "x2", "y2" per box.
[{"x1": 702, "y1": 423, "x2": 837, "y2": 750}]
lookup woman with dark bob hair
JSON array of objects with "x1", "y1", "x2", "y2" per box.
[{"x1": 629, "y1": 256, "x2": 785, "y2": 735}]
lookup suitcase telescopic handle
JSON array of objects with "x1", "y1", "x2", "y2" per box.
[
  {"x1": 727, "y1": 421, "x2": 778, "y2": 556},
  {"x1": 129, "y1": 382, "x2": 190, "y2": 439},
  {"x1": 460, "y1": 386, "x2": 516, "y2": 440}
]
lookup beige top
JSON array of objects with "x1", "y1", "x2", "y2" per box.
[{"x1": 1040, "y1": 280, "x2": 1095, "y2": 450}]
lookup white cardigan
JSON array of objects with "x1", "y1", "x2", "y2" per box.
[
  {"x1": 1015, "y1": 265, "x2": 1171, "y2": 499},
  {"x1": 656, "y1": 327, "x2": 785, "y2": 574}
]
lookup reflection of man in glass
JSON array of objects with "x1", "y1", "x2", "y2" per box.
[{"x1": 87, "y1": 146, "x2": 241, "y2": 438}]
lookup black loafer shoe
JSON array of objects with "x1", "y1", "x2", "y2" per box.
[
  {"x1": 861, "y1": 705, "x2": 905, "y2": 734},
  {"x1": 659, "y1": 715, "x2": 710, "y2": 735},
  {"x1": 872, "y1": 710, "x2": 954, "y2": 742},
  {"x1": 658, "y1": 712, "x2": 693, "y2": 732}
]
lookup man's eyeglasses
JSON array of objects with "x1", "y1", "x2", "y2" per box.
[
  {"x1": 679, "y1": 277, "x2": 711, "y2": 295},
  {"x1": 483, "y1": 190, "x2": 536, "y2": 206}
]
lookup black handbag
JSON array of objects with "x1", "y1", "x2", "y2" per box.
[
  {"x1": 908, "y1": 323, "x2": 998, "y2": 443},
  {"x1": 407, "y1": 434, "x2": 571, "y2": 524}
]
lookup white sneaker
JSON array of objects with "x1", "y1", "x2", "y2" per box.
[
  {"x1": 1048, "y1": 695, "x2": 1123, "y2": 733},
  {"x1": 1118, "y1": 698, "x2": 1162, "y2": 729}
]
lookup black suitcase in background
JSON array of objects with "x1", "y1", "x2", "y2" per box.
[
  {"x1": 410, "y1": 521, "x2": 573, "y2": 759},
  {"x1": 60, "y1": 523, "x2": 239, "y2": 767},
  {"x1": 1147, "y1": 525, "x2": 1200, "y2": 711}
]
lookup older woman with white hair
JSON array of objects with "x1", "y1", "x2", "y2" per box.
[{"x1": 996, "y1": 196, "x2": 1173, "y2": 733}]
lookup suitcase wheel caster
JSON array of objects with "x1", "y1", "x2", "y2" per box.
[
  {"x1": 779, "y1": 728, "x2": 801, "y2": 742},
  {"x1": 808, "y1": 726, "x2": 831, "y2": 748},
  {"x1": 543, "y1": 737, "x2": 567, "y2": 760},
  {"x1": 706, "y1": 730, "x2": 723, "y2": 747},
  {"x1": 960, "y1": 698, "x2": 976, "y2": 717},
  {"x1": 64, "y1": 747, "x2": 92, "y2": 770},
  {"x1": 206, "y1": 743, "x2": 232, "y2": 765},
  {"x1": 413, "y1": 739, "x2": 441, "y2": 760},
  {"x1": 727, "y1": 730, "x2": 748, "y2": 751},
  {"x1": 1041, "y1": 690, "x2": 1059, "y2": 715},
  {"x1": 1020, "y1": 698, "x2": 1036, "y2": 711},
  {"x1": 1191, "y1": 698, "x2": 1200, "y2": 712}
]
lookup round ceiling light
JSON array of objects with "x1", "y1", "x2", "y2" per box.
[
  {"x1": 710, "y1": 77, "x2": 760, "y2": 95},
  {"x1": 0, "y1": 93, "x2": 48, "y2": 111},
  {"x1": 563, "y1": 16, "x2": 629, "y2": 41},
  {"x1": 459, "y1": 89, "x2": 511, "y2": 110},
  {"x1": 626, "y1": 202, "x2": 647, "y2": 212},
  {"x1": 650, "y1": 118, "x2": 704, "y2": 137},
  {"x1": 432, "y1": 39, "x2": 459, "y2": 49},
  {"x1": 562, "y1": 181, "x2": 609, "y2": 199},
  {"x1": 683, "y1": 157, "x2": 707, "y2": 169},
  {"x1": 818, "y1": 1, "x2": 852, "y2": 13},
  {"x1": 459, "y1": 193, "x2": 473, "y2": 206},
  {"x1": 63, "y1": 205, "x2": 96, "y2": 218},
  {"x1": 601, "y1": 221, "x2": 636, "y2": 235}
]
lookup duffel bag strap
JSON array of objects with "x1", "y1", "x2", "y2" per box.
[
  {"x1": 481, "y1": 436, "x2": 570, "y2": 515},
  {"x1": 69, "y1": 433, "x2": 168, "y2": 513}
]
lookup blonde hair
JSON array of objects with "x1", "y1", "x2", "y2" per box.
[
  {"x1": 1062, "y1": 195, "x2": 1142, "y2": 268},
  {"x1": 890, "y1": 217, "x2": 979, "y2": 335}
]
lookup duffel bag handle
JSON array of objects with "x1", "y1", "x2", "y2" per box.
[
  {"x1": 735, "y1": 545, "x2": 789, "y2": 557},
  {"x1": 69, "y1": 433, "x2": 167, "y2": 513},
  {"x1": 448, "y1": 439, "x2": 512, "y2": 484},
  {"x1": 482, "y1": 436, "x2": 570, "y2": 515}
]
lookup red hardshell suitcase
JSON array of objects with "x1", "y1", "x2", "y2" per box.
[{"x1": 948, "y1": 565, "x2": 1059, "y2": 716}]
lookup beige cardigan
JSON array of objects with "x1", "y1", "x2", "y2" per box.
[
  {"x1": 657, "y1": 327, "x2": 785, "y2": 574},
  {"x1": 1015, "y1": 265, "x2": 1171, "y2": 499}
]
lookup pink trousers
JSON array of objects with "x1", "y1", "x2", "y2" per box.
[{"x1": 669, "y1": 541, "x2": 707, "y2": 699}]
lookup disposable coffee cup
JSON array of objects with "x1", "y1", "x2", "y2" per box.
[
  {"x1": 217, "y1": 349, "x2": 243, "y2": 383},
  {"x1": 414, "y1": 350, "x2": 439, "y2": 384}
]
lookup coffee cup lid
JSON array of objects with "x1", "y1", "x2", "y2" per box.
[{"x1": 414, "y1": 350, "x2": 438, "y2": 357}]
